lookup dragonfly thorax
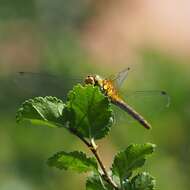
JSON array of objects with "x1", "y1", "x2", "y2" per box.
[{"x1": 84, "y1": 75, "x2": 121, "y2": 101}]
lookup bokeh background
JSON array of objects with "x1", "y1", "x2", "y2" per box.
[{"x1": 0, "y1": 1, "x2": 190, "y2": 190}]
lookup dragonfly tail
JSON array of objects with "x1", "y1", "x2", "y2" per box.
[{"x1": 112, "y1": 99, "x2": 152, "y2": 129}]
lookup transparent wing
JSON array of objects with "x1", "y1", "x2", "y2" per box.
[
  {"x1": 126, "y1": 90, "x2": 170, "y2": 108},
  {"x1": 112, "y1": 67, "x2": 130, "y2": 88},
  {"x1": 113, "y1": 90, "x2": 170, "y2": 125},
  {"x1": 13, "y1": 72, "x2": 82, "y2": 100}
]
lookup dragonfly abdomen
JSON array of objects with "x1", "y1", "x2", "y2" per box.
[{"x1": 111, "y1": 99, "x2": 151, "y2": 129}]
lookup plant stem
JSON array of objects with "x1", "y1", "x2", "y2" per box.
[
  {"x1": 90, "y1": 143, "x2": 118, "y2": 189},
  {"x1": 70, "y1": 128, "x2": 118, "y2": 189}
]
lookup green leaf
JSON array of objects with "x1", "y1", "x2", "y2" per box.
[
  {"x1": 126, "y1": 172, "x2": 156, "y2": 190},
  {"x1": 16, "y1": 96, "x2": 65, "y2": 128},
  {"x1": 47, "y1": 151, "x2": 98, "y2": 173},
  {"x1": 63, "y1": 84, "x2": 113, "y2": 139},
  {"x1": 112, "y1": 143, "x2": 156, "y2": 180},
  {"x1": 86, "y1": 175, "x2": 114, "y2": 190}
]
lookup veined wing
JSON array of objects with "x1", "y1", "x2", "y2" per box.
[
  {"x1": 114, "y1": 90, "x2": 170, "y2": 125},
  {"x1": 111, "y1": 67, "x2": 131, "y2": 88},
  {"x1": 13, "y1": 72, "x2": 82, "y2": 100},
  {"x1": 125, "y1": 90, "x2": 170, "y2": 107}
]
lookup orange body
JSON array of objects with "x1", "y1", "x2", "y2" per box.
[
  {"x1": 101, "y1": 79, "x2": 122, "y2": 102},
  {"x1": 101, "y1": 79, "x2": 151, "y2": 129}
]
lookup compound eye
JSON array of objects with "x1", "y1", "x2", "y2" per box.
[{"x1": 84, "y1": 76, "x2": 95, "y2": 85}]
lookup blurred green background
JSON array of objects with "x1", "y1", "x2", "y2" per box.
[{"x1": 0, "y1": 1, "x2": 190, "y2": 190}]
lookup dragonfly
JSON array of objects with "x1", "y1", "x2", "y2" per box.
[
  {"x1": 84, "y1": 67, "x2": 169, "y2": 129},
  {"x1": 15, "y1": 68, "x2": 170, "y2": 129}
]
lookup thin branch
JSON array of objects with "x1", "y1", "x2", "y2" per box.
[
  {"x1": 90, "y1": 142, "x2": 118, "y2": 189},
  {"x1": 70, "y1": 128, "x2": 118, "y2": 189}
]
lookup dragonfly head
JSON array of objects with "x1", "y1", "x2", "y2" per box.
[{"x1": 84, "y1": 75, "x2": 103, "y2": 87}]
